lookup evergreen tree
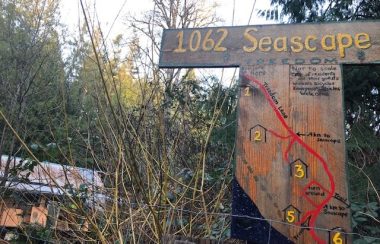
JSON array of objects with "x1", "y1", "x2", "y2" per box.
[{"x1": 0, "y1": 0, "x2": 65, "y2": 176}]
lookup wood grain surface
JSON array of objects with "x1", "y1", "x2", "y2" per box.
[
  {"x1": 236, "y1": 64, "x2": 350, "y2": 243},
  {"x1": 159, "y1": 21, "x2": 380, "y2": 68}
]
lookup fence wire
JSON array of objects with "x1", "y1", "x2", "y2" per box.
[
  {"x1": 145, "y1": 204, "x2": 380, "y2": 242},
  {"x1": 0, "y1": 201, "x2": 378, "y2": 243}
]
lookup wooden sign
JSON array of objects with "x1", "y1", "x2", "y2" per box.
[
  {"x1": 234, "y1": 64, "x2": 350, "y2": 243},
  {"x1": 159, "y1": 21, "x2": 380, "y2": 67},
  {"x1": 158, "y1": 21, "x2": 380, "y2": 244}
]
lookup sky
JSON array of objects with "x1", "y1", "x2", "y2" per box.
[
  {"x1": 60, "y1": 0, "x2": 276, "y2": 84},
  {"x1": 60, "y1": 0, "x2": 275, "y2": 40}
]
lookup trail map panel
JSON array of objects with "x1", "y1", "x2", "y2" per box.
[{"x1": 234, "y1": 65, "x2": 350, "y2": 243}]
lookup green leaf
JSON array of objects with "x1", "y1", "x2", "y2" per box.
[
  {"x1": 368, "y1": 226, "x2": 380, "y2": 235},
  {"x1": 223, "y1": 228, "x2": 231, "y2": 238},
  {"x1": 351, "y1": 203, "x2": 362, "y2": 211},
  {"x1": 353, "y1": 239, "x2": 370, "y2": 244},
  {"x1": 367, "y1": 202, "x2": 379, "y2": 211},
  {"x1": 354, "y1": 216, "x2": 368, "y2": 222},
  {"x1": 219, "y1": 203, "x2": 225, "y2": 210},
  {"x1": 364, "y1": 236, "x2": 377, "y2": 243},
  {"x1": 352, "y1": 219, "x2": 358, "y2": 228}
]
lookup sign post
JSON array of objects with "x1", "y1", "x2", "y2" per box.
[{"x1": 159, "y1": 21, "x2": 380, "y2": 244}]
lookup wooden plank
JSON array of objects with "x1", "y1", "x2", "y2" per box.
[
  {"x1": 159, "y1": 21, "x2": 380, "y2": 68},
  {"x1": 235, "y1": 64, "x2": 350, "y2": 243}
]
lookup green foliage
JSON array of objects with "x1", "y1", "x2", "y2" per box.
[
  {"x1": 351, "y1": 202, "x2": 380, "y2": 243},
  {"x1": 344, "y1": 66, "x2": 380, "y2": 231},
  {"x1": 269, "y1": 0, "x2": 380, "y2": 23},
  {"x1": 0, "y1": 0, "x2": 236, "y2": 242},
  {"x1": 8, "y1": 158, "x2": 38, "y2": 183},
  {"x1": 0, "y1": 0, "x2": 65, "y2": 160},
  {"x1": 348, "y1": 163, "x2": 380, "y2": 204},
  {"x1": 26, "y1": 225, "x2": 52, "y2": 243}
]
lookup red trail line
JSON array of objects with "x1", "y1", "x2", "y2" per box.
[
  {"x1": 284, "y1": 138, "x2": 296, "y2": 163},
  {"x1": 267, "y1": 129, "x2": 292, "y2": 139},
  {"x1": 243, "y1": 74, "x2": 336, "y2": 244}
]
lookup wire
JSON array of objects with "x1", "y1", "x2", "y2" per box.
[
  {"x1": 135, "y1": 204, "x2": 380, "y2": 241},
  {"x1": 232, "y1": 0, "x2": 236, "y2": 25},
  {"x1": 105, "y1": 0, "x2": 129, "y2": 41},
  {"x1": 6, "y1": 202, "x2": 377, "y2": 242},
  {"x1": 267, "y1": 221, "x2": 272, "y2": 244},
  {"x1": 247, "y1": 0, "x2": 257, "y2": 25}
]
